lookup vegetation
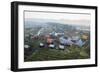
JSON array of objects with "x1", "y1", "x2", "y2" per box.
[{"x1": 24, "y1": 41, "x2": 90, "y2": 62}]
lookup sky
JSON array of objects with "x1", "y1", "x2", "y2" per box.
[{"x1": 24, "y1": 11, "x2": 91, "y2": 26}]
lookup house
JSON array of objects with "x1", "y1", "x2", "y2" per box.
[
  {"x1": 72, "y1": 36, "x2": 80, "y2": 41},
  {"x1": 82, "y1": 35, "x2": 88, "y2": 40},
  {"x1": 49, "y1": 44, "x2": 55, "y2": 48},
  {"x1": 74, "y1": 39, "x2": 85, "y2": 47},
  {"x1": 59, "y1": 37, "x2": 73, "y2": 46},
  {"x1": 45, "y1": 34, "x2": 50, "y2": 38},
  {"x1": 45, "y1": 35, "x2": 53, "y2": 44},
  {"x1": 45, "y1": 34, "x2": 54, "y2": 44},
  {"x1": 24, "y1": 45, "x2": 30, "y2": 48},
  {"x1": 50, "y1": 31, "x2": 64, "y2": 37},
  {"x1": 31, "y1": 35, "x2": 39, "y2": 40},
  {"x1": 47, "y1": 38, "x2": 54, "y2": 44},
  {"x1": 59, "y1": 44, "x2": 65, "y2": 50},
  {"x1": 39, "y1": 43, "x2": 44, "y2": 47}
]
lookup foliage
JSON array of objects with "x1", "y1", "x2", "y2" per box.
[{"x1": 25, "y1": 44, "x2": 90, "y2": 62}]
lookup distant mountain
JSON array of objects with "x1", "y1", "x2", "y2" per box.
[
  {"x1": 24, "y1": 20, "x2": 89, "y2": 36},
  {"x1": 25, "y1": 21, "x2": 46, "y2": 28}
]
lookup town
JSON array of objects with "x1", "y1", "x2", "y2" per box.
[{"x1": 24, "y1": 21, "x2": 90, "y2": 61}]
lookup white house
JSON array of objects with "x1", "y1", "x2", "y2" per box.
[{"x1": 24, "y1": 45, "x2": 30, "y2": 48}]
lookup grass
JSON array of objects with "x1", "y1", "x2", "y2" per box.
[{"x1": 24, "y1": 44, "x2": 90, "y2": 62}]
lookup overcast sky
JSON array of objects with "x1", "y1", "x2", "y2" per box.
[{"x1": 25, "y1": 11, "x2": 91, "y2": 26}]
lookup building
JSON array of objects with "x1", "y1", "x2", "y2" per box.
[{"x1": 59, "y1": 37, "x2": 73, "y2": 46}]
